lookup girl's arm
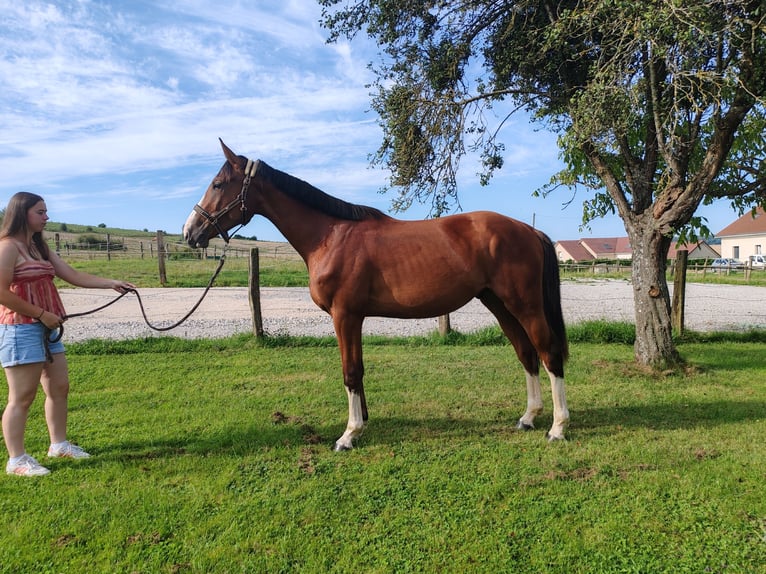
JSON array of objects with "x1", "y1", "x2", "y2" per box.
[{"x1": 49, "y1": 251, "x2": 136, "y2": 292}]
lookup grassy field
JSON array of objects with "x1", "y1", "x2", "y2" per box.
[{"x1": 0, "y1": 326, "x2": 765, "y2": 573}]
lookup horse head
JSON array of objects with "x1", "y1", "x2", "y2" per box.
[{"x1": 183, "y1": 139, "x2": 257, "y2": 248}]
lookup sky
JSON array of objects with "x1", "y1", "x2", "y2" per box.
[{"x1": 0, "y1": 0, "x2": 745, "y2": 243}]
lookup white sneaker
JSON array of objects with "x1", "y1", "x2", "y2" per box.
[
  {"x1": 48, "y1": 441, "x2": 90, "y2": 459},
  {"x1": 6, "y1": 454, "x2": 51, "y2": 476}
]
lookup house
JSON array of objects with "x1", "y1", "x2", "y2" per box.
[
  {"x1": 716, "y1": 206, "x2": 766, "y2": 262},
  {"x1": 555, "y1": 236, "x2": 719, "y2": 262},
  {"x1": 667, "y1": 240, "x2": 720, "y2": 261},
  {"x1": 555, "y1": 237, "x2": 632, "y2": 262},
  {"x1": 555, "y1": 240, "x2": 598, "y2": 262}
]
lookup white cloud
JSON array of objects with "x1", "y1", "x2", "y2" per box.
[{"x1": 0, "y1": 1, "x2": 372, "y2": 174}]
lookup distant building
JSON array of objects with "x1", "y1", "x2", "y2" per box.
[
  {"x1": 716, "y1": 206, "x2": 766, "y2": 262},
  {"x1": 555, "y1": 236, "x2": 719, "y2": 262},
  {"x1": 555, "y1": 237, "x2": 631, "y2": 262},
  {"x1": 667, "y1": 241, "x2": 720, "y2": 261}
]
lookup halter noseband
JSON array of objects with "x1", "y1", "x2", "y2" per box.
[{"x1": 193, "y1": 158, "x2": 258, "y2": 243}]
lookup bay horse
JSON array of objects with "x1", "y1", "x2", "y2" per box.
[{"x1": 183, "y1": 140, "x2": 570, "y2": 450}]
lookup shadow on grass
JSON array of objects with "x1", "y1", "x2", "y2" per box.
[
  {"x1": 101, "y1": 397, "x2": 766, "y2": 460},
  {"x1": 685, "y1": 347, "x2": 766, "y2": 371},
  {"x1": 103, "y1": 417, "x2": 523, "y2": 461},
  {"x1": 574, "y1": 398, "x2": 766, "y2": 435}
]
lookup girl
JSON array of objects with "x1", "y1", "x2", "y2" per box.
[{"x1": 0, "y1": 192, "x2": 135, "y2": 476}]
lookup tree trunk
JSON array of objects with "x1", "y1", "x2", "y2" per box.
[{"x1": 627, "y1": 218, "x2": 681, "y2": 367}]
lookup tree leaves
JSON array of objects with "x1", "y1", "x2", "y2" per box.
[{"x1": 321, "y1": 0, "x2": 766, "y2": 230}]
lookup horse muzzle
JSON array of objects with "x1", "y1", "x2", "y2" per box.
[{"x1": 183, "y1": 212, "x2": 210, "y2": 248}]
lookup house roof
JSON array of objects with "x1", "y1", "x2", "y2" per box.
[
  {"x1": 555, "y1": 237, "x2": 632, "y2": 261},
  {"x1": 581, "y1": 237, "x2": 631, "y2": 258},
  {"x1": 667, "y1": 240, "x2": 719, "y2": 259},
  {"x1": 556, "y1": 237, "x2": 718, "y2": 261},
  {"x1": 717, "y1": 206, "x2": 766, "y2": 237},
  {"x1": 556, "y1": 240, "x2": 594, "y2": 261}
]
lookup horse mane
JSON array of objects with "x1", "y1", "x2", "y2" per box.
[{"x1": 230, "y1": 159, "x2": 388, "y2": 221}]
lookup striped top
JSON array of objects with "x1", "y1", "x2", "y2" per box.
[{"x1": 0, "y1": 259, "x2": 66, "y2": 324}]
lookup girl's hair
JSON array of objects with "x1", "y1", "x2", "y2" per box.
[{"x1": 0, "y1": 192, "x2": 51, "y2": 260}]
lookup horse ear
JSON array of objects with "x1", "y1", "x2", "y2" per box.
[{"x1": 219, "y1": 138, "x2": 240, "y2": 166}]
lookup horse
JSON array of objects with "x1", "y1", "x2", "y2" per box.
[{"x1": 183, "y1": 139, "x2": 570, "y2": 450}]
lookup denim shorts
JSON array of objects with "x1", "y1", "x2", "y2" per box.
[{"x1": 0, "y1": 322, "x2": 65, "y2": 367}]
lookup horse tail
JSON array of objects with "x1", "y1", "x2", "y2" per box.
[{"x1": 537, "y1": 230, "x2": 569, "y2": 363}]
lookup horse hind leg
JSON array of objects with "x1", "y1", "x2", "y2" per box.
[
  {"x1": 524, "y1": 316, "x2": 569, "y2": 441},
  {"x1": 519, "y1": 371, "x2": 544, "y2": 431},
  {"x1": 478, "y1": 291, "x2": 544, "y2": 432},
  {"x1": 543, "y1": 364, "x2": 569, "y2": 441}
]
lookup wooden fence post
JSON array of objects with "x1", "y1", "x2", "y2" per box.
[
  {"x1": 671, "y1": 250, "x2": 688, "y2": 334},
  {"x1": 438, "y1": 314, "x2": 451, "y2": 336},
  {"x1": 156, "y1": 230, "x2": 167, "y2": 286},
  {"x1": 248, "y1": 248, "x2": 264, "y2": 337}
]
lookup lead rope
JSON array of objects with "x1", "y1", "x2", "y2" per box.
[{"x1": 42, "y1": 250, "x2": 229, "y2": 361}]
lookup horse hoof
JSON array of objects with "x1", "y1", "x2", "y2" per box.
[
  {"x1": 333, "y1": 442, "x2": 353, "y2": 452},
  {"x1": 516, "y1": 420, "x2": 534, "y2": 431},
  {"x1": 546, "y1": 432, "x2": 566, "y2": 442}
]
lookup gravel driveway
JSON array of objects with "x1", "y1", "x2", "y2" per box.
[{"x1": 58, "y1": 280, "x2": 766, "y2": 342}]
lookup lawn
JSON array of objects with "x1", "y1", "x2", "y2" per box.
[{"x1": 0, "y1": 330, "x2": 764, "y2": 573}]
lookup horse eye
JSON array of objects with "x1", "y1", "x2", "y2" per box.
[{"x1": 212, "y1": 181, "x2": 223, "y2": 191}]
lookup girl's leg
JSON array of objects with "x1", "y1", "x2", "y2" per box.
[
  {"x1": 2, "y1": 363, "x2": 45, "y2": 458},
  {"x1": 40, "y1": 354, "x2": 70, "y2": 445}
]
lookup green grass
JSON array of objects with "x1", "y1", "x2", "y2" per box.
[{"x1": 1, "y1": 329, "x2": 765, "y2": 573}]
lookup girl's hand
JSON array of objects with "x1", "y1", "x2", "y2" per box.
[
  {"x1": 39, "y1": 310, "x2": 63, "y2": 329},
  {"x1": 111, "y1": 280, "x2": 136, "y2": 293}
]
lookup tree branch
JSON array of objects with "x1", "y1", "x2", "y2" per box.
[{"x1": 582, "y1": 140, "x2": 633, "y2": 223}]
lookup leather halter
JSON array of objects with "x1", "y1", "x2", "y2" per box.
[{"x1": 193, "y1": 158, "x2": 258, "y2": 243}]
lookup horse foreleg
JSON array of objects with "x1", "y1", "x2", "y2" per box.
[
  {"x1": 332, "y1": 313, "x2": 367, "y2": 451},
  {"x1": 544, "y1": 366, "x2": 569, "y2": 441}
]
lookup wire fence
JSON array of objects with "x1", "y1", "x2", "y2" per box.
[
  {"x1": 51, "y1": 234, "x2": 301, "y2": 262},
  {"x1": 44, "y1": 232, "x2": 765, "y2": 332},
  {"x1": 561, "y1": 261, "x2": 766, "y2": 280},
  {"x1": 48, "y1": 232, "x2": 765, "y2": 287}
]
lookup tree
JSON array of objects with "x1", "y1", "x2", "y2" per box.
[{"x1": 320, "y1": 0, "x2": 766, "y2": 367}]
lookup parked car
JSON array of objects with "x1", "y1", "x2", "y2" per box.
[
  {"x1": 711, "y1": 258, "x2": 744, "y2": 269},
  {"x1": 748, "y1": 254, "x2": 766, "y2": 269}
]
